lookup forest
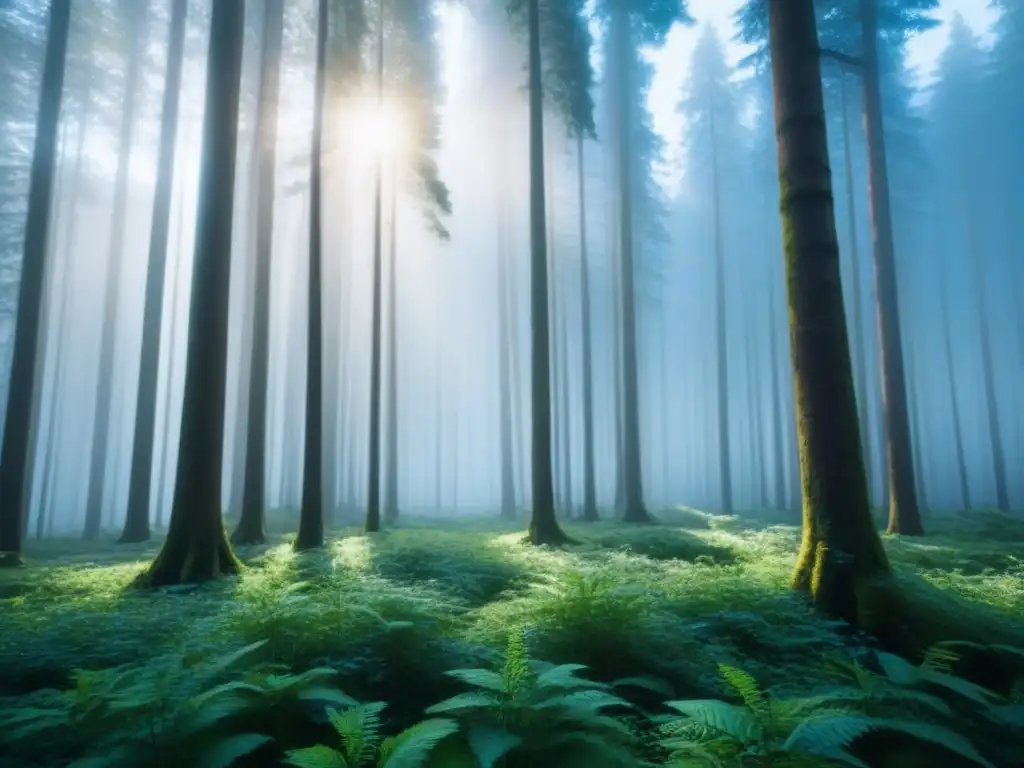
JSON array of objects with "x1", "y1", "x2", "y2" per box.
[{"x1": 0, "y1": 0, "x2": 1022, "y2": 765}]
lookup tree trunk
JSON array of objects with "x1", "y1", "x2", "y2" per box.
[
  {"x1": 383, "y1": 175, "x2": 399, "y2": 524},
  {"x1": 710, "y1": 98, "x2": 732, "y2": 516},
  {"x1": 839, "y1": 70, "x2": 873, "y2": 503},
  {"x1": 576, "y1": 134, "x2": 597, "y2": 521},
  {"x1": 156, "y1": 181, "x2": 189, "y2": 531},
  {"x1": 234, "y1": 0, "x2": 284, "y2": 546},
  {"x1": 858, "y1": 0, "x2": 922, "y2": 537},
  {"x1": 769, "y1": 0, "x2": 891, "y2": 624},
  {"x1": 84, "y1": 3, "x2": 148, "y2": 540},
  {"x1": 133, "y1": 0, "x2": 246, "y2": 587},
  {"x1": 965, "y1": 203, "x2": 1010, "y2": 514},
  {"x1": 365, "y1": 3, "x2": 385, "y2": 533},
  {"x1": 905, "y1": 341, "x2": 928, "y2": 515},
  {"x1": 938, "y1": 246, "x2": 970, "y2": 510},
  {"x1": 121, "y1": 0, "x2": 188, "y2": 544},
  {"x1": 497, "y1": 199, "x2": 516, "y2": 519},
  {"x1": 768, "y1": 281, "x2": 786, "y2": 511},
  {"x1": 0, "y1": 0, "x2": 71, "y2": 565},
  {"x1": 296, "y1": 0, "x2": 329, "y2": 550},
  {"x1": 526, "y1": 0, "x2": 567, "y2": 545},
  {"x1": 610, "y1": 9, "x2": 650, "y2": 524},
  {"x1": 558, "y1": 275, "x2": 573, "y2": 518}
]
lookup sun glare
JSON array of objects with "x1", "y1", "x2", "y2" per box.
[{"x1": 347, "y1": 98, "x2": 409, "y2": 156}]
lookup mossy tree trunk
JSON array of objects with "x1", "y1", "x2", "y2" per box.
[
  {"x1": 122, "y1": 0, "x2": 188, "y2": 544},
  {"x1": 525, "y1": 0, "x2": 568, "y2": 546},
  {"x1": 768, "y1": 0, "x2": 892, "y2": 624},
  {"x1": 297, "y1": 0, "x2": 329, "y2": 551},
  {"x1": 0, "y1": 0, "x2": 71, "y2": 567},
  {"x1": 235, "y1": 0, "x2": 285, "y2": 547},
  {"x1": 134, "y1": 0, "x2": 246, "y2": 588}
]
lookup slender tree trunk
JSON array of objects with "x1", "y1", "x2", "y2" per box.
[
  {"x1": 383, "y1": 175, "x2": 399, "y2": 523},
  {"x1": 526, "y1": 0, "x2": 567, "y2": 545},
  {"x1": 235, "y1": 0, "x2": 284, "y2": 546},
  {"x1": 965, "y1": 204, "x2": 1010, "y2": 513},
  {"x1": 839, "y1": 71, "x2": 873, "y2": 501},
  {"x1": 610, "y1": 9, "x2": 650, "y2": 524},
  {"x1": 121, "y1": 0, "x2": 188, "y2": 543},
  {"x1": 365, "y1": 4, "x2": 386, "y2": 533},
  {"x1": 156, "y1": 182, "x2": 189, "y2": 531},
  {"x1": 905, "y1": 341, "x2": 928, "y2": 515},
  {"x1": 497, "y1": 199, "x2": 516, "y2": 519},
  {"x1": 710, "y1": 103, "x2": 733, "y2": 515},
  {"x1": 576, "y1": 134, "x2": 597, "y2": 521},
  {"x1": 134, "y1": 0, "x2": 246, "y2": 587},
  {"x1": 769, "y1": 0, "x2": 890, "y2": 624},
  {"x1": 558, "y1": 277, "x2": 572, "y2": 517},
  {"x1": 84, "y1": 4, "x2": 148, "y2": 540},
  {"x1": 0, "y1": 0, "x2": 71, "y2": 565},
  {"x1": 297, "y1": 0, "x2": 329, "y2": 549},
  {"x1": 858, "y1": 0, "x2": 922, "y2": 536},
  {"x1": 938, "y1": 248, "x2": 971, "y2": 510}
]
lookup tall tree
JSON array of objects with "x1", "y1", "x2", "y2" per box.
[
  {"x1": 382, "y1": 175, "x2": 399, "y2": 523},
  {"x1": 121, "y1": 0, "x2": 189, "y2": 544},
  {"x1": 767, "y1": 0, "x2": 890, "y2": 622},
  {"x1": 297, "y1": 0, "x2": 330, "y2": 550},
  {"x1": 235, "y1": 0, "x2": 286, "y2": 546},
  {"x1": 133, "y1": 0, "x2": 247, "y2": 587},
  {"x1": 576, "y1": 133, "x2": 598, "y2": 521},
  {"x1": 84, "y1": 0, "x2": 149, "y2": 540},
  {"x1": 0, "y1": 0, "x2": 71, "y2": 566}
]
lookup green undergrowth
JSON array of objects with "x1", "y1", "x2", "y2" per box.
[{"x1": 1, "y1": 511, "x2": 1023, "y2": 766}]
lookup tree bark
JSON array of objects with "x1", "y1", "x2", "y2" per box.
[
  {"x1": 526, "y1": 0, "x2": 567, "y2": 545},
  {"x1": 84, "y1": 3, "x2": 148, "y2": 540},
  {"x1": 938, "y1": 245, "x2": 970, "y2": 510},
  {"x1": 121, "y1": 0, "x2": 188, "y2": 544},
  {"x1": 0, "y1": 0, "x2": 71, "y2": 565},
  {"x1": 133, "y1": 0, "x2": 246, "y2": 587},
  {"x1": 234, "y1": 0, "x2": 285, "y2": 546},
  {"x1": 769, "y1": 0, "x2": 891, "y2": 624}
]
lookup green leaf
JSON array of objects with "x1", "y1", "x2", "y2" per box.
[
  {"x1": 783, "y1": 714, "x2": 877, "y2": 755},
  {"x1": 283, "y1": 745, "x2": 350, "y2": 768},
  {"x1": 535, "y1": 689, "x2": 632, "y2": 715},
  {"x1": 444, "y1": 668, "x2": 507, "y2": 692},
  {"x1": 464, "y1": 726, "x2": 522, "y2": 768},
  {"x1": 664, "y1": 700, "x2": 762, "y2": 743},
  {"x1": 425, "y1": 692, "x2": 502, "y2": 714},
  {"x1": 297, "y1": 687, "x2": 360, "y2": 707},
  {"x1": 534, "y1": 663, "x2": 603, "y2": 690},
  {"x1": 875, "y1": 653, "x2": 919, "y2": 686},
  {"x1": 196, "y1": 733, "x2": 273, "y2": 768},
  {"x1": 379, "y1": 718, "x2": 459, "y2": 768}
]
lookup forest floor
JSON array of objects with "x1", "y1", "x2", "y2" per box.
[{"x1": 1, "y1": 508, "x2": 1024, "y2": 767}]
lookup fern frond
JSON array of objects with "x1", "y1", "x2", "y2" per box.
[
  {"x1": 867, "y1": 719, "x2": 995, "y2": 768},
  {"x1": 464, "y1": 726, "x2": 522, "y2": 768},
  {"x1": 329, "y1": 703, "x2": 386, "y2": 766},
  {"x1": 922, "y1": 645, "x2": 960, "y2": 675},
  {"x1": 502, "y1": 630, "x2": 532, "y2": 698},
  {"x1": 718, "y1": 665, "x2": 765, "y2": 714},
  {"x1": 534, "y1": 663, "x2": 606, "y2": 691},
  {"x1": 424, "y1": 692, "x2": 502, "y2": 714},
  {"x1": 444, "y1": 669, "x2": 506, "y2": 693},
  {"x1": 283, "y1": 744, "x2": 349, "y2": 768},
  {"x1": 195, "y1": 732, "x2": 273, "y2": 768},
  {"x1": 664, "y1": 700, "x2": 762, "y2": 744},
  {"x1": 378, "y1": 718, "x2": 458, "y2": 768}
]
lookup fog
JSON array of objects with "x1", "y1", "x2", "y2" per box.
[{"x1": 0, "y1": 0, "x2": 1021, "y2": 542}]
